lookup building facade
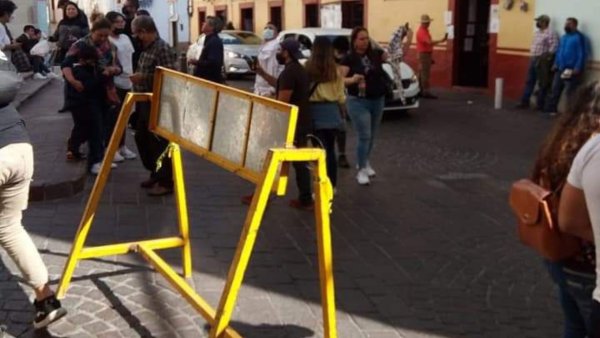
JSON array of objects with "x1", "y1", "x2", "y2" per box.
[{"x1": 190, "y1": 0, "x2": 599, "y2": 99}]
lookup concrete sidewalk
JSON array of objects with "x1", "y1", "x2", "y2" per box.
[{"x1": 1, "y1": 86, "x2": 564, "y2": 337}]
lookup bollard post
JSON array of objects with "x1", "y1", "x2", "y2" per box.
[{"x1": 495, "y1": 78, "x2": 503, "y2": 110}]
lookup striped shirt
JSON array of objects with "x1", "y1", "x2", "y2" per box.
[{"x1": 530, "y1": 28, "x2": 559, "y2": 57}]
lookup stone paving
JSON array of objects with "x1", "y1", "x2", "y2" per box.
[{"x1": 0, "y1": 82, "x2": 564, "y2": 337}]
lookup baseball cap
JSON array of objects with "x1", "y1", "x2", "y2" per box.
[{"x1": 280, "y1": 38, "x2": 304, "y2": 60}]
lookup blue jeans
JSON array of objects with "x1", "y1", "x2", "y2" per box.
[
  {"x1": 544, "y1": 71, "x2": 582, "y2": 113},
  {"x1": 545, "y1": 261, "x2": 595, "y2": 338},
  {"x1": 346, "y1": 96, "x2": 384, "y2": 169},
  {"x1": 520, "y1": 57, "x2": 549, "y2": 109}
]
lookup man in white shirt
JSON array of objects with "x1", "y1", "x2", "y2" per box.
[
  {"x1": 254, "y1": 22, "x2": 282, "y2": 97},
  {"x1": 0, "y1": 1, "x2": 21, "y2": 60}
]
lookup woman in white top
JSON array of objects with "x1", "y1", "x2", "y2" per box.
[{"x1": 106, "y1": 11, "x2": 136, "y2": 161}]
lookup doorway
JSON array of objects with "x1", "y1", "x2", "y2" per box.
[
  {"x1": 215, "y1": 8, "x2": 227, "y2": 27},
  {"x1": 198, "y1": 9, "x2": 206, "y2": 35},
  {"x1": 270, "y1": 5, "x2": 283, "y2": 31},
  {"x1": 453, "y1": 0, "x2": 490, "y2": 87},
  {"x1": 304, "y1": 4, "x2": 319, "y2": 27},
  {"x1": 240, "y1": 7, "x2": 254, "y2": 32},
  {"x1": 341, "y1": 0, "x2": 364, "y2": 28}
]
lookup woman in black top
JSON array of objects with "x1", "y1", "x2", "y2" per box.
[
  {"x1": 49, "y1": 1, "x2": 89, "y2": 64},
  {"x1": 339, "y1": 27, "x2": 388, "y2": 186}
]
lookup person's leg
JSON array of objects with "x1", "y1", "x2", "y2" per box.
[
  {"x1": 346, "y1": 98, "x2": 371, "y2": 169},
  {"x1": 87, "y1": 104, "x2": 105, "y2": 168},
  {"x1": 590, "y1": 300, "x2": 600, "y2": 338},
  {"x1": 545, "y1": 262, "x2": 589, "y2": 338},
  {"x1": 365, "y1": 97, "x2": 385, "y2": 163},
  {"x1": 315, "y1": 129, "x2": 337, "y2": 187},
  {"x1": 419, "y1": 53, "x2": 433, "y2": 96},
  {"x1": 115, "y1": 88, "x2": 128, "y2": 148},
  {"x1": 134, "y1": 102, "x2": 156, "y2": 173},
  {"x1": 562, "y1": 268, "x2": 595, "y2": 335},
  {"x1": 67, "y1": 106, "x2": 89, "y2": 159},
  {"x1": 519, "y1": 58, "x2": 538, "y2": 106},
  {"x1": 545, "y1": 71, "x2": 565, "y2": 114},
  {"x1": 291, "y1": 135, "x2": 312, "y2": 206}
]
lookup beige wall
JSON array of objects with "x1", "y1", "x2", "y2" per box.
[
  {"x1": 497, "y1": 0, "x2": 536, "y2": 49},
  {"x1": 367, "y1": 0, "x2": 448, "y2": 44}
]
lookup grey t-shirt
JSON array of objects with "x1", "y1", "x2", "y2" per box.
[
  {"x1": 567, "y1": 134, "x2": 600, "y2": 302},
  {"x1": 0, "y1": 104, "x2": 30, "y2": 149}
]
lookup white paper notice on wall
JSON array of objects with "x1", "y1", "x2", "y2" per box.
[
  {"x1": 490, "y1": 4, "x2": 500, "y2": 20},
  {"x1": 446, "y1": 25, "x2": 455, "y2": 40},
  {"x1": 489, "y1": 18, "x2": 500, "y2": 33},
  {"x1": 444, "y1": 11, "x2": 453, "y2": 25},
  {"x1": 321, "y1": 4, "x2": 342, "y2": 29}
]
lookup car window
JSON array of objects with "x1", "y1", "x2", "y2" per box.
[
  {"x1": 219, "y1": 32, "x2": 262, "y2": 45},
  {"x1": 283, "y1": 33, "x2": 296, "y2": 40},
  {"x1": 297, "y1": 35, "x2": 312, "y2": 50},
  {"x1": 315, "y1": 34, "x2": 382, "y2": 51}
]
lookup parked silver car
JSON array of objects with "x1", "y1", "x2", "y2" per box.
[
  {"x1": 186, "y1": 30, "x2": 262, "y2": 78},
  {"x1": 279, "y1": 28, "x2": 420, "y2": 111}
]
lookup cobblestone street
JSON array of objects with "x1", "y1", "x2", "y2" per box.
[{"x1": 0, "y1": 81, "x2": 562, "y2": 337}]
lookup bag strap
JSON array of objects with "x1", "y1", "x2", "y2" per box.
[{"x1": 308, "y1": 81, "x2": 320, "y2": 99}]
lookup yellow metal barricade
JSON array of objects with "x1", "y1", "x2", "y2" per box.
[{"x1": 57, "y1": 68, "x2": 337, "y2": 338}]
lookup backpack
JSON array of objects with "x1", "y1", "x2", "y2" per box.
[{"x1": 509, "y1": 179, "x2": 580, "y2": 261}]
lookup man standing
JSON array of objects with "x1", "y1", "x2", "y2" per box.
[
  {"x1": 130, "y1": 15, "x2": 178, "y2": 196},
  {"x1": 516, "y1": 15, "x2": 559, "y2": 110},
  {"x1": 415, "y1": 14, "x2": 447, "y2": 99},
  {"x1": 122, "y1": 0, "x2": 139, "y2": 38},
  {"x1": 255, "y1": 38, "x2": 313, "y2": 210},
  {"x1": 192, "y1": 16, "x2": 224, "y2": 83},
  {"x1": 544, "y1": 17, "x2": 587, "y2": 115},
  {"x1": 254, "y1": 22, "x2": 281, "y2": 97}
]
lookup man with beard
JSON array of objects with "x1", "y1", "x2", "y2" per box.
[{"x1": 255, "y1": 38, "x2": 313, "y2": 210}]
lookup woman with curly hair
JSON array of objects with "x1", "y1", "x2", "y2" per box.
[{"x1": 532, "y1": 81, "x2": 599, "y2": 337}]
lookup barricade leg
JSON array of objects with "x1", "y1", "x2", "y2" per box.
[
  {"x1": 57, "y1": 93, "x2": 151, "y2": 298},
  {"x1": 313, "y1": 154, "x2": 337, "y2": 338},
  {"x1": 210, "y1": 152, "x2": 281, "y2": 337},
  {"x1": 171, "y1": 144, "x2": 192, "y2": 277}
]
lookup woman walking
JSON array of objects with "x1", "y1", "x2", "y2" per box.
[
  {"x1": 305, "y1": 36, "x2": 345, "y2": 189},
  {"x1": 339, "y1": 27, "x2": 388, "y2": 185},
  {"x1": 531, "y1": 82, "x2": 598, "y2": 337},
  {"x1": 106, "y1": 11, "x2": 136, "y2": 162}
]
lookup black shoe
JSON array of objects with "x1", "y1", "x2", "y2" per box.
[
  {"x1": 33, "y1": 295, "x2": 67, "y2": 329},
  {"x1": 338, "y1": 155, "x2": 350, "y2": 168},
  {"x1": 58, "y1": 107, "x2": 69, "y2": 113}
]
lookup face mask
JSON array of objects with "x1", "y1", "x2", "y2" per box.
[
  {"x1": 114, "y1": 28, "x2": 126, "y2": 35},
  {"x1": 276, "y1": 52, "x2": 286, "y2": 65},
  {"x1": 564, "y1": 26, "x2": 573, "y2": 33},
  {"x1": 262, "y1": 28, "x2": 274, "y2": 41},
  {"x1": 536, "y1": 22, "x2": 542, "y2": 29}
]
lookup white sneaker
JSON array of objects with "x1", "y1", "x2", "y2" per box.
[
  {"x1": 33, "y1": 72, "x2": 47, "y2": 80},
  {"x1": 45, "y1": 72, "x2": 60, "y2": 79},
  {"x1": 365, "y1": 162, "x2": 376, "y2": 177},
  {"x1": 90, "y1": 162, "x2": 117, "y2": 175},
  {"x1": 113, "y1": 152, "x2": 125, "y2": 163},
  {"x1": 356, "y1": 169, "x2": 371, "y2": 185},
  {"x1": 119, "y1": 146, "x2": 137, "y2": 160}
]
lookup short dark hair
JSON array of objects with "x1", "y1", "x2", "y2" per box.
[
  {"x1": 132, "y1": 15, "x2": 157, "y2": 33},
  {"x1": 332, "y1": 35, "x2": 350, "y2": 54},
  {"x1": 105, "y1": 11, "x2": 125, "y2": 24},
  {"x1": 206, "y1": 16, "x2": 224, "y2": 33},
  {"x1": 91, "y1": 18, "x2": 112, "y2": 32},
  {"x1": 78, "y1": 44, "x2": 98, "y2": 62},
  {"x1": 0, "y1": 0, "x2": 17, "y2": 18},
  {"x1": 567, "y1": 17, "x2": 579, "y2": 26},
  {"x1": 23, "y1": 25, "x2": 35, "y2": 32},
  {"x1": 135, "y1": 9, "x2": 150, "y2": 17}
]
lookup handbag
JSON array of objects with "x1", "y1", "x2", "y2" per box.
[{"x1": 509, "y1": 179, "x2": 580, "y2": 261}]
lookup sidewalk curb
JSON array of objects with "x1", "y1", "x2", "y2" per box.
[
  {"x1": 14, "y1": 77, "x2": 52, "y2": 109},
  {"x1": 29, "y1": 171, "x2": 87, "y2": 202}
]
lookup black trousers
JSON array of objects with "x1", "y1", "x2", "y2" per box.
[
  {"x1": 314, "y1": 129, "x2": 338, "y2": 187},
  {"x1": 134, "y1": 102, "x2": 173, "y2": 187},
  {"x1": 69, "y1": 104, "x2": 104, "y2": 167},
  {"x1": 592, "y1": 300, "x2": 600, "y2": 338},
  {"x1": 105, "y1": 88, "x2": 129, "y2": 147},
  {"x1": 293, "y1": 134, "x2": 312, "y2": 204}
]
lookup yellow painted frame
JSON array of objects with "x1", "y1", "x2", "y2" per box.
[{"x1": 57, "y1": 83, "x2": 337, "y2": 338}]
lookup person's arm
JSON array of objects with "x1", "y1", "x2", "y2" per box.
[
  {"x1": 554, "y1": 37, "x2": 564, "y2": 70},
  {"x1": 255, "y1": 65, "x2": 278, "y2": 87},
  {"x1": 158, "y1": 45, "x2": 179, "y2": 71},
  {"x1": 559, "y1": 183, "x2": 594, "y2": 242},
  {"x1": 432, "y1": 33, "x2": 448, "y2": 46},
  {"x1": 277, "y1": 89, "x2": 292, "y2": 103},
  {"x1": 548, "y1": 32, "x2": 559, "y2": 54},
  {"x1": 573, "y1": 34, "x2": 586, "y2": 74},
  {"x1": 48, "y1": 24, "x2": 60, "y2": 42},
  {"x1": 61, "y1": 42, "x2": 84, "y2": 91},
  {"x1": 338, "y1": 65, "x2": 363, "y2": 87}
]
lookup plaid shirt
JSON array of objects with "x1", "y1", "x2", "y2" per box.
[
  {"x1": 134, "y1": 37, "x2": 178, "y2": 92},
  {"x1": 530, "y1": 28, "x2": 559, "y2": 57}
]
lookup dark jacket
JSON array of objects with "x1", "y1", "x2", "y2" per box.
[
  {"x1": 194, "y1": 33, "x2": 224, "y2": 83},
  {"x1": 65, "y1": 63, "x2": 105, "y2": 108},
  {"x1": 15, "y1": 34, "x2": 39, "y2": 55},
  {"x1": 49, "y1": 16, "x2": 89, "y2": 51}
]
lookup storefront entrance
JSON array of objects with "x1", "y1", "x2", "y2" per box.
[{"x1": 453, "y1": 0, "x2": 491, "y2": 87}]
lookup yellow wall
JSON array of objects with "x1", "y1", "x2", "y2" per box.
[
  {"x1": 497, "y1": 0, "x2": 536, "y2": 49},
  {"x1": 284, "y1": 0, "x2": 304, "y2": 30},
  {"x1": 367, "y1": 0, "x2": 448, "y2": 44}
]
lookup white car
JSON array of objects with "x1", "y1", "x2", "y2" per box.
[
  {"x1": 278, "y1": 28, "x2": 420, "y2": 111},
  {"x1": 187, "y1": 30, "x2": 262, "y2": 78}
]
